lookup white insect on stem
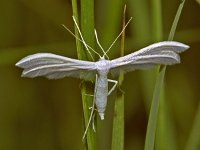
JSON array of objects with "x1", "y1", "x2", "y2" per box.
[{"x1": 15, "y1": 15, "x2": 189, "y2": 140}]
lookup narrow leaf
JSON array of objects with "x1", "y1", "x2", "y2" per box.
[
  {"x1": 144, "y1": 0, "x2": 163, "y2": 149},
  {"x1": 72, "y1": 0, "x2": 96, "y2": 149},
  {"x1": 145, "y1": 0, "x2": 186, "y2": 150},
  {"x1": 111, "y1": 5, "x2": 126, "y2": 150}
]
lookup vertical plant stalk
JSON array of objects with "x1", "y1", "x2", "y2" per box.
[
  {"x1": 144, "y1": 0, "x2": 186, "y2": 150},
  {"x1": 156, "y1": 1, "x2": 186, "y2": 150},
  {"x1": 81, "y1": 0, "x2": 96, "y2": 149},
  {"x1": 144, "y1": 0, "x2": 163, "y2": 149},
  {"x1": 72, "y1": 0, "x2": 96, "y2": 150},
  {"x1": 151, "y1": 0, "x2": 163, "y2": 42},
  {"x1": 144, "y1": 67, "x2": 165, "y2": 150},
  {"x1": 111, "y1": 5, "x2": 126, "y2": 150},
  {"x1": 168, "y1": 0, "x2": 186, "y2": 41},
  {"x1": 71, "y1": 1, "x2": 84, "y2": 59}
]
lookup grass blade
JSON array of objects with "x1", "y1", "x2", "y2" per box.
[
  {"x1": 144, "y1": 0, "x2": 163, "y2": 149},
  {"x1": 72, "y1": 0, "x2": 96, "y2": 149},
  {"x1": 111, "y1": 5, "x2": 126, "y2": 150},
  {"x1": 151, "y1": 0, "x2": 163, "y2": 42},
  {"x1": 145, "y1": 0, "x2": 186, "y2": 150},
  {"x1": 156, "y1": 1, "x2": 186, "y2": 150},
  {"x1": 144, "y1": 66, "x2": 165, "y2": 150},
  {"x1": 81, "y1": 0, "x2": 96, "y2": 149},
  {"x1": 168, "y1": 0, "x2": 186, "y2": 41}
]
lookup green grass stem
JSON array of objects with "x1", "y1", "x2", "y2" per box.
[
  {"x1": 156, "y1": 1, "x2": 186, "y2": 150},
  {"x1": 144, "y1": 1, "x2": 163, "y2": 149},
  {"x1": 72, "y1": 0, "x2": 96, "y2": 149},
  {"x1": 151, "y1": 0, "x2": 163, "y2": 42},
  {"x1": 145, "y1": 0, "x2": 186, "y2": 150},
  {"x1": 144, "y1": 66, "x2": 165, "y2": 150},
  {"x1": 168, "y1": 0, "x2": 186, "y2": 41},
  {"x1": 111, "y1": 5, "x2": 126, "y2": 150}
]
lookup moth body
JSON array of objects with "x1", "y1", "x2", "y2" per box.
[
  {"x1": 95, "y1": 74, "x2": 108, "y2": 120},
  {"x1": 95, "y1": 57, "x2": 111, "y2": 120}
]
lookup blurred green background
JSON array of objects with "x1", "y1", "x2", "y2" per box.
[{"x1": 0, "y1": 0, "x2": 200, "y2": 150}]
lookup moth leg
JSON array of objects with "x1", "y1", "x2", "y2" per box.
[
  {"x1": 83, "y1": 91, "x2": 95, "y2": 110},
  {"x1": 82, "y1": 75, "x2": 98, "y2": 140},
  {"x1": 88, "y1": 106, "x2": 97, "y2": 111},
  {"x1": 82, "y1": 92, "x2": 96, "y2": 140},
  {"x1": 92, "y1": 112, "x2": 96, "y2": 132},
  {"x1": 84, "y1": 94, "x2": 94, "y2": 109},
  {"x1": 107, "y1": 79, "x2": 118, "y2": 95},
  {"x1": 84, "y1": 94, "x2": 94, "y2": 97}
]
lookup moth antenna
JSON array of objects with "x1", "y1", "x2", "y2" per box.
[
  {"x1": 104, "y1": 17, "x2": 132, "y2": 56},
  {"x1": 62, "y1": 24, "x2": 101, "y2": 60},
  {"x1": 62, "y1": 24, "x2": 94, "y2": 60},
  {"x1": 72, "y1": 16, "x2": 89, "y2": 50},
  {"x1": 82, "y1": 98, "x2": 95, "y2": 140},
  {"x1": 94, "y1": 29, "x2": 109, "y2": 59},
  {"x1": 72, "y1": 16, "x2": 98, "y2": 60}
]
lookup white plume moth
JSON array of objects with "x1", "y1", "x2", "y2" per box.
[{"x1": 16, "y1": 16, "x2": 189, "y2": 138}]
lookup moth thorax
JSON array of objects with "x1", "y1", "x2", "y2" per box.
[{"x1": 96, "y1": 59, "x2": 110, "y2": 74}]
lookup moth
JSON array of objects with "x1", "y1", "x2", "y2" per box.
[{"x1": 16, "y1": 16, "x2": 189, "y2": 122}]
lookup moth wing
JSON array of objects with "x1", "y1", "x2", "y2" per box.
[
  {"x1": 110, "y1": 41, "x2": 189, "y2": 76},
  {"x1": 16, "y1": 53, "x2": 97, "y2": 81}
]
